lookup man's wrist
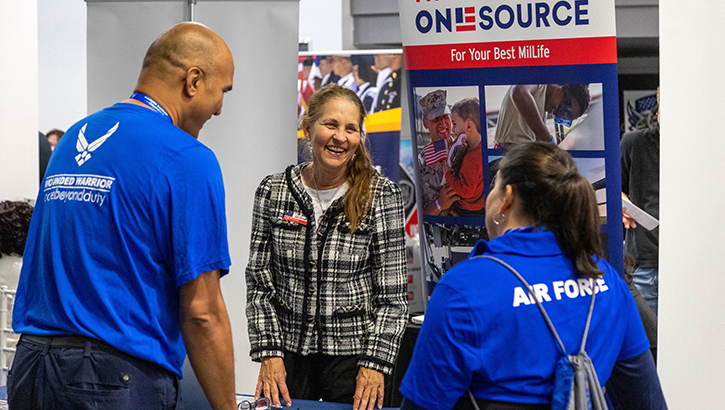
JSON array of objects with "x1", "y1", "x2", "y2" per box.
[{"x1": 435, "y1": 199, "x2": 442, "y2": 214}]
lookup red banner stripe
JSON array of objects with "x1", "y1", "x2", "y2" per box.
[{"x1": 403, "y1": 36, "x2": 617, "y2": 70}]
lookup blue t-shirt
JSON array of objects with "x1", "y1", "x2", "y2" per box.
[
  {"x1": 13, "y1": 103, "x2": 231, "y2": 377},
  {"x1": 400, "y1": 228, "x2": 649, "y2": 409}
]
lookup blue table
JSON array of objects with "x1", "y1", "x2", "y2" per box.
[
  {"x1": 236, "y1": 395, "x2": 399, "y2": 410},
  {"x1": 181, "y1": 360, "x2": 400, "y2": 410}
]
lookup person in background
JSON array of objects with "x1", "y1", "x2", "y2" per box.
[
  {"x1": 10, "y1": 22, "x2": 236, "y2": 410},
  {"x1": 318, "y1": 55, "x2": 339, "y2": 88},
  {"x1": 246, "y1": 84, "x2": 407, "y2": 410},
  {"x1": 38, "y1": 131, "x2": 51, "y2": 184},
  {"x1": 351, "y1": 55, "x2": 378, "y2": 113},
  {"x1": 621, "y1": 87, "x2": 660, "y2": 315},
  {"x1": 371, "y1": 54, "x2": 402, "y2": 113},
  {"x1": 400, "y1": 142, "x2": 666, "y2": 410},
  {"x1": 494, "y1": 84, "x2": 590, "y2": 148},
  {"x1": 46, "y1": 128, "x2": 65, "y2": 151},
  {"x1": 334, "y1": 55, "x2": 357, "y2": 92}
]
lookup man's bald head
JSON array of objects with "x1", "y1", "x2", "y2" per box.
[
  {"x1": 140, "y1": 22, "x2": 230, "y2": 83},
  {"x1": 132, "y1": 22, "x2": 234, "y2": 138}
]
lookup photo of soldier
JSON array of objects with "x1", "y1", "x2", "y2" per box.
[
  {"x1": 414, "y1": 86, "x2": 487, "y2": 297},
  {"x1": 416, "y1": 88, "x2": 484, "y2": 218},
  {"x1": 351, "y1": 55, "x2": 378, "y2": 113},
  {"x1": 332, "y1": 55, "x2": 356, "y2": 91},
  {"x1": 372, "y1": 53, "x2": 402, "y2": 113},
  {"x1": 415, "y1": 89, "x2": 454, "y2": 217}
]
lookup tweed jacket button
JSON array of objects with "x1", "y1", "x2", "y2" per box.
[{"x1": 308, "y1": 287, "x2": 315, "y2": 295}]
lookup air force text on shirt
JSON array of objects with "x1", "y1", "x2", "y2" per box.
[
  {"x1": 43, "y1": 174, "x2": 115, "y2": 207},
  {"x1": 513, "y1": 277, "x2": 609, "y2": 307}
]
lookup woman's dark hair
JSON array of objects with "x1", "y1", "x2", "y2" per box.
[
  {"x1": 301, "y1": 84, "x2": 376, "y2": 233},
  {"x1": 497, "y1": 142, "x2": 602, "y2": 278},
  {"x1": 0, "y1": 201, "x2": 34, "y2": 258}
]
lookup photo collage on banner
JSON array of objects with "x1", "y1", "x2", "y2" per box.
[
  {"x1": 398, "y1": 0, "x2": 622, "y2": 299},
  {"x1": 296, "y1": 51, "x2": 426, "y2": 312}
]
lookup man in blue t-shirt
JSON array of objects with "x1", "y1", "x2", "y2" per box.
[{"x1": 10, "y1": 22, "x2": 237, "y2": 410}]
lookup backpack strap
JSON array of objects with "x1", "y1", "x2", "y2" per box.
[
  {"x1": 579, "y1": 283, "x2": 596, "y2": 354},
  {"x1": 474, "y1": 255, "x2": 596, "y2": 356}
]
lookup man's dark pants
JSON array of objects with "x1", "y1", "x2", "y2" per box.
[{"x1": 8, "y1": 335, "x2": 180, "y2": 410}]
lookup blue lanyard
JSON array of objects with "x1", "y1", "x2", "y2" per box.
[{"x1": 129, "y1": 92, "x2": 172, "y2": 123}]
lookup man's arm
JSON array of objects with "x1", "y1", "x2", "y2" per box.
[
  {"x1": 510, "y1": 84, "x2": 552, "y2": 142},
  {"x1": 180, "y1": 269, "x2": 237, "y2": 410}
]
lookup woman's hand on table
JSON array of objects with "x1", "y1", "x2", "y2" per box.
[
  {"x1": 255, "y1": 356, "x2": 292, "y2": 407},
  {"x1": 353, "y1": 367, "x2": 385, "y2": 410}
]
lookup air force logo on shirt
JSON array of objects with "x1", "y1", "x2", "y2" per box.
[
  {"x1": 75, "y1": 122, "x2": 119, "y2": 166},
  {"x1": 41, "y1": 121, "x2": 119, "y2": 207}
]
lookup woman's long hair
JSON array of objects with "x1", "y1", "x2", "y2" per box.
[
  {"x1": 301, "y1": 84, "x2": 376, "y2": 233},
  {"x1": 497, "y1": 142, "x2": 602, "y2": 278}
]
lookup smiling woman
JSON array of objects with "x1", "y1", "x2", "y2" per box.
[
  {"x1": 301, "y1": 85, "x2": 369, "y2": 231},
  {"x1": 245, "y1": 84, "x2": 408, "y2": 410}
]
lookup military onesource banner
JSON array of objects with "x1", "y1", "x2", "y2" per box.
[{"x1": 398, "y1": 0, "x2": 623, "y2": 295}]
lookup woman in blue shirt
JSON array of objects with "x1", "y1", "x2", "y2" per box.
[{"x1": 400, "y1": 142, "x2": 666, "y2": 410}]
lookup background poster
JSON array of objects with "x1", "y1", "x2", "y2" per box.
[
  {"x1": 296, "y1": 52, "x2": 404, "y2": 183},
  {"x1": 398, "y1": 0, "x2": 622, "y2": 300},
  {"x1": 622, "y1": 90, "x2": 658, "y2": 133}
]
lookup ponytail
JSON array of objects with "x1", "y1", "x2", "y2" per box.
[
  {"x1": 344, "y1": 140, "x2": 376, "y2": 233},
  {"x1": 498, "y1": 142, "x2": 602, "y2": 278}
]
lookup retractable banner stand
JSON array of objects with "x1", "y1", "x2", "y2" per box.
[{"x1": 398, "y1": 0, "x2": 622, "y2": 301}]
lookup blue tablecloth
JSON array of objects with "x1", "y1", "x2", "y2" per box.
[
  {"x1": 181, "y1": 358, "x2": 399, "y2": 410},
  {"x1": 236, "y1": 395, "x2": 399, "y2": 410}
]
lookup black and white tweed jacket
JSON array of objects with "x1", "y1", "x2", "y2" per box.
[{"x1": 245, "y1": 164, "x2": 408, "y2": 375}]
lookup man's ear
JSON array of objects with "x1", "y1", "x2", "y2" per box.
[{"x1": 184, "y1": 67, "x2": 203, "y2": 98}]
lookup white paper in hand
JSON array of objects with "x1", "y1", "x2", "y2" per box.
[{"x1": 622, "y1": 197, "x2": 659, "y2": 230}]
